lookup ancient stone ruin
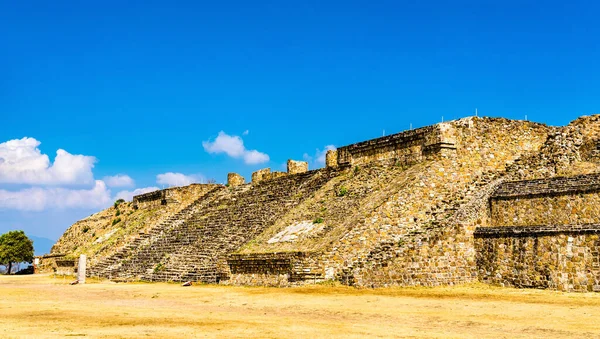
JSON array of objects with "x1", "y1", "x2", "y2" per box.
[{"x1": 48, "y1": 115, "x2": 600, "y2": 292}]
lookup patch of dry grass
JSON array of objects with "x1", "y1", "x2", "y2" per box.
[{"x1": 1, "y1": 274, "x2": 599, "y2": 338}]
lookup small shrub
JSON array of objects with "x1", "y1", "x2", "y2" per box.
[
  {"x1": 82, "y1": 226, "x2": 90, "y2": 233},
  {"x1": 313, "y1": 217, "x2": 324, "y2": 224},
  {"x1": 354, "y1": 166, "x2": 360, "y2": 174},
  {"x1": 225, "y1": 183, "x2": 230, "y2": 187},
  {"x1": 115, "y1": 209, "x2": 121, "y2": 217},
  {"x1": 153, "y1": 263, "x2": 165, "y2": 273},
  {"x1": 114, "y1": 199, "x2": 125, "y2": 208},
  {"x1": 337, "y1": 186, "x2": 348, "y2": 197},
  {"x1": 112, "y1": 217, "x2": 121, "y2": 226}
]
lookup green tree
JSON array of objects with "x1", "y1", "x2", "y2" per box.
[{"x1": 0, "y1": 231, "x2": 34, "y2": 275}]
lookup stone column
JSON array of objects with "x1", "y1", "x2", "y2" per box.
[{"x1": 77, "y1": 254, "x2": 86, "y2": 284}]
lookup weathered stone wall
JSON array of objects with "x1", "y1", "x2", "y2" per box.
[
  {"x1": 287, "y1": 160, "x2": 308, "y2": 174},
  {"x1": 251, "y1": 168, "x2": 271, "y2": 183},
  {"x1": 232, "y1": 117, "x2": 551, "y2": 287},
  {"x1": 89, "y1": 168, "x2": 340, "y2": 283},
  {"x1": 55, "y1": 113, "x2": 600, "y2": 291},
  {"x1": 492, "y1": 193, "x2": 600, "y2": 227},
  {"x1": 226, "y1": 252, "x2": 323, "y2": 286},
  {"x1": 475, "y1": 226, "x2": 600, "y2": 292},
  {"x1": 227, "y1": 173, "x2": 245, "y2": 187},
  {"x1": 322, "y1": 118, "x2": 550, "y2": 287},
  {"x1": 325, "y1": 149, "x2": 338, "y2": 168},
  {"x1": 55, "y1": 259, "x2": 76, "y2": 276},
  {"x1": 477, "y1": 173, "x2": 600, "y2": 291},
  {"x1": 335, "y1": 122, "x2": 457, "y2": 167},
  {"x1": 133, "y1": 184, "x2": 220, "y2": 209}
]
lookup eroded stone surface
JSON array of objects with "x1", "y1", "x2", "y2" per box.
[
  {"x1": 287, "y1": 160, "x2": 308, "y2": 174},
  {"x1": 267, "y1": 221, "x2": 324, "y2": 244},
  {"x1": 227, "y1": 173, "x2": 245, "y2": 187},
  {"x1": 49, "y1": 114, "x2": 600, "y2": 292}
]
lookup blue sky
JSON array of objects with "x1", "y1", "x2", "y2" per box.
[{"x1": 1, "y1": 1, "x2": 599, "y2": 244}]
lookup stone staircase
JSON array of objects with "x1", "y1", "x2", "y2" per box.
[
  {"x1": 87, "y1": 186, "x2": 224, "y2": 279},
  {"x1": 338, "y1": 168, "x2": 503, "y2": 285},
  {"x1": 139, "y1": 169, "x2": 339, "y2": 283}
]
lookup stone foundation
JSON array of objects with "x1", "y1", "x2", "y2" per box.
[
  {"x1": 475, "y1": 225, "x2": 600, "y2": 292},
  {"x1": 226, "y1": 252, "x2": 323, "y2": 285}
]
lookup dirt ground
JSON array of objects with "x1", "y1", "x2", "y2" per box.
[{"x1": 1, "y1": 274, "x2": 599, "y2": 338}]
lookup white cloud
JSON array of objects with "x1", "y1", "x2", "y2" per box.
[
  {"x1": 0, "y1": 137, "x2": 95, "y2": 185},
  {"x1": 202, "y1": 131, "x2": 269, "y2": 165},
  {"x1": 242, "y1": 130, "x2": 249, "y2": 136},
  {"x1": 114, "y1": 186, "x2": 160, "y2": 202},
  {"x1": 156, "y1": 172, "x2": 205, "y2": 187},
  {"x1": 304, "y1": 145, "x2": 336, "y2": 168},
  {"x1": 0, "y1": 180, "x2": 112, "y2": 211},
  {"x1": 103, "y1": 174, "x2": 134, "y2": 188},
  {"x1": 243, "y1": 150, "x2": 270, "y2": 165},
  {"x1": 202, "y1": 132, "x2": 245, "y2": 157}
]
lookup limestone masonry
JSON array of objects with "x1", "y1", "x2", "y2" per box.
[{"x1": 46, "y1": 115, "x2": 600, "y2": 291}]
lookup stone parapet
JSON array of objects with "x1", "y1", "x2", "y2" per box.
[
  {"x1": 490, "y1": 174, "x2": 600, "y2": 227},
  {"x1": 227, "y1": 173, "x2": 245, "y2": 187},
  {"x1": 475, "y1": 224, "x2": 600, "y2": 237},
  {"x1": 287, "y1": 160, "x2": 308, "y2": 174},
  {"x1": 335, "y1": 122, "x2": 456, "y2": 167},
  {"x1": 325, "y1": 149, "x2": 338, "y2": 168},
  {"x1": 133, "y1": 184, "x2": 221, "y2": 209},
  {"x1": 492, "y1": 173, "x2": 600, "y2": 199},
  {"x1": 252, "y1": 168, "x2": 271, "y2": 183}
]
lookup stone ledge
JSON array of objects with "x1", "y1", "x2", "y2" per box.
[
  {"x1": 227, "y1": 251, "x2": 321, "y2": 282},
  {"x1": 335, "y1": 123, "x2": 455, "y2": 166},
  {"x1": 474, "y1": 224, "x2": 600, "y2": 237},
  {"x1": 492, "y1": 173, "x2": 600, "y2": 199}
]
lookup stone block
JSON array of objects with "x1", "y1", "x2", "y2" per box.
[
  {"x1": 252, "y1": 168, "x2": 271, "y2": 183},
  {"x1": 326, "y1": 149, "x2": 338, "y2": 168},
  {"x1": 287, "y1": 160, "x2": 308, "y2": 174},
  {"x1": 227, "y1": 173, "x2": 245, "y2": 187}
]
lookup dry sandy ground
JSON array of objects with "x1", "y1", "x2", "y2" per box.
[{"x1": 1, "y1": 274, "x2": 599, "y2": 338}]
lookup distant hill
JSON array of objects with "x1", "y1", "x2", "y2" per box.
[{"x1": 29, "y1": 236, "x2": 55, "y2": 256}]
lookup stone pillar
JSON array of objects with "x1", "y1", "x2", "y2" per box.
[
  {"x1": 227, "y1": 173, "x2": 245, "y2": 187},
  {"x1": 252, "y1": 168, "x2": 271, "y2": 183},
  {"x1": 287, "y1": 160, "x2": 308, "y2": 174},
  {"x1": 326, "y1": 149, "x2": 338, "y2": 168},
  {"x1": 77, "y1": 254, "x2": 86, "y2": 283}
]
